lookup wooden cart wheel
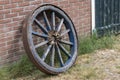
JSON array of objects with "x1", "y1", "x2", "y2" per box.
[{"x1": 22, "y1": 4, "x2": 78, "y2": 74}]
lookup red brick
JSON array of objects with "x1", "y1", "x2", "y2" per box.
[
  {"x1": 11, "y1": 8, "x2": 24, "y2": 13},
  {"x1": 0, "y1": 37, "x2": 13, "y2": 43},
  {"x1": 24, "y1": 5, "x2": 36, "y2": 11},
  {"x1": 52, "y1": 2, "x2": 59, "y2": 6},
  {"x1": 11, "y1": 0, "x2": 23, "y2": 3},
  {"x1": 43, "y1": 0, "x2": 52, "y2": 3},
  {"x1": 7, "y1": 39, "x2": 19, "y2": 45},
  {"x1": 0, "y1": 5, "x2": 3, "y2": 10},
  {"x1": 1, "y1": 53, "x2": 14, "y2": 60},
  {"x1": 59, "y1": 1, "x2": 69, "y2": 8},
  {"x1": 0, "y1": 29, "x2": 5, "y2": 34},
  {"x1": 0, "y1": 42, "x2": 6, "y2": 47},
  {"x1": 8, "y1": 48, "x2": 20, "y2": 54},
  {"x1": 14, "y1": 33, "x2": 21, "y2": 39},
  {"x1": 13, "y1": 16, "x2": 24, "y2": 21},
  {"x1": 18, "y1": 1, "x2": 30, "y2": 6},
  {"x1": 7, "y1": 56, "x2": 20, "y2": 63},
  {"x1": 0, "y1": 19, "x2": 11, "y2": 24},
  {"x1": 0, "y1": 33, "x2": 5, "y2": 38},
  {"x1": 0, "y1": 10, "x2": 10, "y2": 14},
  {"x1": 0, "y1": 60, "x2": 7, "y2": 66},
  {"x1": 4, "y1": 3, "x2": 17, "y2": 9},
  {"x1": 13, "y1": 26, "x2": 22, "y2": 31},
  {"x1": 5, "y1": 22, "x2": 19, "y2": 28},
  {"x1": 0, "y1": 15, "x2": 4, "y2": 19},
  {"x1": 30, "y1": 1, "x2": 42, "y2": 5},
  {"x1": 0, "y1": 0, "x2": 9, "y2": 5},
  {"x1": 5, "y1": 32, "x2": 14, "y2": 38},
  {"x1": 4, "y1": 27, "x2": 13, "y2": 33},
  {"x1": 19, "y1": 11, "x2": 31, "y2": 16},
  {"x1": 5, "y1": 13, "x2": 17, "y2": 18},
  {"x1": 0, "y1": 46, "x2": 7, "y2": 51},
  {"x1": 69, "y1": 0, "x2": 77, "y2": 3},
  {"x1": 14, "y1": 43, "x2": 21, "y2": 48},
  {"x1": 0, "y1": 51, "x2": 7, "y2": 57},
  {"x1": 14, "y1": 50, "x2": 24, "y2": 56},
  {"x1": 7, "y1": 44, "x2": 14, "y2": 50},
  {"x1": 14, "y1": 30, "x2": 21, "y2": 34}
]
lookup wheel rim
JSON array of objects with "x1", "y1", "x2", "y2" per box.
[{"x1": 23, "y1": 4, "x2": 78, "y2": 74}]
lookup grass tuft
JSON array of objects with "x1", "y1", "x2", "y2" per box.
[
  {"x1": 0, "y1": 55, "x2": 37, "y2": 79},
  {"x1": 0, "y1": 67, "x2": 9, "y2": 80},
  {"x1": 8, "y1": 55, "x2": 37, "y2": 78},
  {"x1": 79, "y1": 34, "x2": 114, "y2": 54}
]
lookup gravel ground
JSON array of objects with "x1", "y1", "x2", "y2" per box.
[{"x1": 90, "y1": 49, "x2": 120, "y2": 80}]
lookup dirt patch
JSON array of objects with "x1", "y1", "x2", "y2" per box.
[{"x1": 90, "y1": 49, "x2": 120, "y2": 80}]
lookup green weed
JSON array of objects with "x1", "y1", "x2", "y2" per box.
[
  {"x1": 0, "y1": 55, "x2": 38, "y2": 79},
  {"x1": 79, "y1": 34, "x2": 114, "y2": 54},
  {"x1": 8, "y1": 55, "x2": 37, "y2": 78}
]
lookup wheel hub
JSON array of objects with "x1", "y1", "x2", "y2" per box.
[{"x1": 48, "y1": 30, "x2": 61, "y2": 44}]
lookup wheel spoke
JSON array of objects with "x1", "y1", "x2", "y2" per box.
[
  {"x1": 56, "y1": 43, "x2": 64, "y2": 67},
  {"x1": 58, "y1": 43, "x2": 71, "y2": 58},
  {"x1": 56, "y1": 18, "x2": 64, "y2": 32},
  {"x1": 34, "y1": 18, "x2": 48, "y2": 34},
  {"x1": 51, "y1": 12, "x2": 55, "y2": 30},
  {"x1": 32, "y1": 31, "x2": 48, "y2": 38},
  {"x1": 50, "y1": 45, "x2": 55, "y2": 67},
  {"x1": 60, "y1": 29, "x2": 70, "y2": 37},
  {"x1": 59, "y1": 40, "x2": 73, "y2": 46},
  {"x1": 35, "y1": 41, "x2": 49, "y2": 48},
  {"x1": 43, "y1": 11, "x2": 51, "y2": 30},
  {"x1": 41, "y1": 45, "x2": 52, "y2": 61}
]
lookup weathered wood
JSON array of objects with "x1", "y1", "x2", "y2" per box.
[{"x1": 95, "y1": 0, "x2": 120, "y2": 35}]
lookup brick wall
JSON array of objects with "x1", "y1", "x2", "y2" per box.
[{"x1": 0, "y1": 0, "x2": 91, "y2": 66}]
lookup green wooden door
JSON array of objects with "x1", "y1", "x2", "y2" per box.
[{"x1": 95, "y1": 0, "x2": 120, "y2": 35}]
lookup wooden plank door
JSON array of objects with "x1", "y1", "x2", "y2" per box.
[{"x1": 95, "y1": 0, "x2": 120, "y2": 35}]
